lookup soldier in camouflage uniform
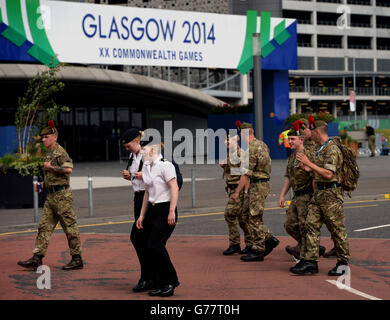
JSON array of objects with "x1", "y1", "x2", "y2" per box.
[
  {"x1": 279, "y1": 121, "x2": 326, "y2": 261},
  {"x1": 18, "y1": 121, "x2": 83, "y2": 271},
  {"x1": 232, "y1": 122, "x2": 279, "y2": 262},
  {"x1": 290, "y1": 120, "x2": 350, "y2": 276},
  {"x1": 221, "y1": 133, "x2": 252, "y2": 255}
]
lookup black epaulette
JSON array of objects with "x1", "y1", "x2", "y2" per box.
[{"x1": 161, "y1": 158, "x2": 166, "y2": 162}]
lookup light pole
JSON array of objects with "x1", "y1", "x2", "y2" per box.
[
  {"x1": 353, "y1": 57, "x2": 357, "y2": 122},
  {"x1": 252, "y1": 33, "x2": 263, "y2": 140}
]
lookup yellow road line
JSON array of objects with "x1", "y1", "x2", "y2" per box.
[
  {"x1": 0, "y1": 198, "x2": 388, "y2": 237},
  {"x1": 344, "y1": 204, "x2": 378, "y2": 209}
]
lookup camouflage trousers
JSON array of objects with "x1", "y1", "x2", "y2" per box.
[
  {"x1": 284, "y1": 193, "x2": 312, "y2": 259},
  {"x1": 33, "y1": 188, "x2": 82, "y2": 257},
  {"x1": 224, "y1": 188, "x2": 252, "y2": 247},
  {"x1": 246, "y1": 181, "x2": 272, "y2": 252},
  {"x1": 303, "y1": 188, "x2": 349, "y2": 262}
]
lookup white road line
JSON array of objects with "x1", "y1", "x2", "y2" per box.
[
  {"x1": 326, "y1": 280, "x2": 382, "y2": 300},
  {"x1": 354, "y1": 224, "x2": 390, "y2": 232}
]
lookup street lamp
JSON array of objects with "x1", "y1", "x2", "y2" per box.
[{"x1": 252, "y1": 33, "x2": 263, "y2": 140}]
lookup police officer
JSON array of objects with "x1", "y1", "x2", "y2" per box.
[
  {"x1": 291, "y1": 120, "x2": 350, "y2": 275},
  {"x1": 279, "y1": 121, "x2": 325, "y2": 261},
  {"x1": 136, "y1": 143, "x2": 179, "y2": 297},
  {"x1": 18, "y1": 121, "x2": 83, "y2": 270},
  {"x1": 232, "y1": 122, "x2": 279, "y2": 262},
  {"x1": 121, "y1": 128, "x2": 154, "y2": 292},
  {"x1": 221, "y1": 133, "x2": 252, "y2": 255}
]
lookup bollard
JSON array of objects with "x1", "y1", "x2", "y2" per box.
[
  {"x1": 191, "y1": 168, "x2": 196, "y2": 208},
  {"x1": 88, "y1": 175, "x2": 94, "y2": 217},
  {"x1": 33, "y1": 176, "x2": 39, "y2": 223}
]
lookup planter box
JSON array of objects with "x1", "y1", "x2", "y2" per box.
[{"x1": 0, "y1": 168, "x2": 46, "y2": 209}]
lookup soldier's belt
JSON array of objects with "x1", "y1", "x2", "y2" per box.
[
  {"x1": 316, "y1": 182, "x2": 341, "y2": 190},
  {"x1": 250, "y1": 178, "x2": 270, "y2": 183},
  {"x1": 294, "y1": 187, "x2": 314, "y2": 197},
  {"x1": 46, "y1": 184, "x2": 70, "y2": 194}
]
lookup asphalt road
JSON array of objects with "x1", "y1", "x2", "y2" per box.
[{"x1": 9, "y1": 197, "x2": 388, "y2": 241}]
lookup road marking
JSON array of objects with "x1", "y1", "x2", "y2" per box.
[
  {"x1": 326, "y1": 280, "x2": 382, "y2": 300},
  {"x1": 344, "y1": 204, "x2": 378, "y2": 209},
  {"x1": 354, "y1": 224, "x2": 390, "y2": 232}
]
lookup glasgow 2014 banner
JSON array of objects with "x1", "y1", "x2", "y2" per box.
[{"x1": 0, "y1": 0, "x2": 297, "y2": 72}]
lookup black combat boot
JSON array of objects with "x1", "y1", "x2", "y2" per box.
[
  {"x1": 239, "y1": 246, "x2": 252, "y2": 254},
  {"x1": 285, "y1": 245, "x2": 300, "y2": 259},
  {"x1": 223, "y1": 244, "x2": 241, "y2": 255},
  {"x1": 62, "y1": 254, "x2": 84, "y2": 270},
  {"x1": 319, "y1": 245, "x2": 326, "y2": 257},
  {"x1": 17, "y1": 254, "x2": 43, "y2": 270},
  {"x1": 290, "y1": 260, "x2": 318, "y2": 275},
  {"x1": 323, "y1": 247, "x2": 337, "y2": 258},
  {"x1": 264, "y1": 236, "x2": 280, "y2": 257},
  {"x1": 240, "y1": 250, "x2": 264, "y2": 262},
  {"x1": 328, "y1": 260, "x2": 348, "y2": 276},
  {"x1": 289, "y1": 259, "x2": 305, "y2": 272}
]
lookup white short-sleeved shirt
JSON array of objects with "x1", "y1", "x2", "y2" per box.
[
  {"x1": 142, "y1": 155, "x2": 177, "y2": 204},
  {"x1": 129, "y1": 152, "x2": 145, "y2": 192}
]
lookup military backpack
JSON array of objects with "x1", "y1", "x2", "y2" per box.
[{"x1": 332, "y1": 137, "x2": 360, "y2": 196}]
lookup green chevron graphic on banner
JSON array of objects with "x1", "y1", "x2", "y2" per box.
[
  {"x1": 26, "y1": 0, "x2": 59, "y2": 67},
  {"x1": 0, "y1": 0, "x2": 59, "y2": 67},
  {"x1": 2, "y1": 0, "x2": 27, "y2": 47},
  {"x1": 237, "y1": 11, "x2": 291, "y2": 74},
  {"x1": 237, "y1": 10, "x2": 257, "y2": 75},
  {"x1": 274, "y1": 20, "x2": 291, "y2": 45},
  {"x1": 260, "y1": 11, "x2": 275, "y2": 58}
]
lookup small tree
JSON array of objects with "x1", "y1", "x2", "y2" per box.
[{"x1": 15, "y1": 63, "x2": 69, "y2": 158}]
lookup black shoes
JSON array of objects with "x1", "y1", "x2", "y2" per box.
[
  {"x1": 133, "y1": 279, "x2": 154, "y2": 292},
  {"x1": 223, "y1": 244, "x2": 241, "y2": 255},
  {"x1": 148, "y1": 281, "x2": 180, "y2": 297},
  {"x1": 290, "y1": 260, "x2": 319, "y2": 275},
  {"x1": 240, "y1": 246, "x2": 252, "y2": 254},
  {"x1": 323, "y1": 247, "x2": 337, "y2": 258},
  {"x1": 285, "y1": 245, "x2": 300, "y2": 259},
  {"x1": 17, "y1": 254, "x2": 43, "y2": 270},
  {"x1": 240, "y1": 250, "x2": 264, "y2": 262},
  {"x1": 328, "y1": 261, "x2": 349, "y2": 276},
  {"x1": 286, "y1": 245, "x2": 326, "y2": 259},
  {"x1": 62, "y1": 254, "x2": 84, "y2": 270},
  {"x1": 264, "y1": 236, "x2": 280, "y2": 257}
]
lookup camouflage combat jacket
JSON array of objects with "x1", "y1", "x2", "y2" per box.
[
  {"x1": 313, "y1": 139, "x2": 343, "y2": 184},
  {"x1": 245, "y1": 138, "x2": 271, "y2": 179},
  {"x1": 44, "y1": 143, "x2": 73, "y2": 187},
  {"x1": 284, "y1": 147, "x2": 314, "y2": 193},
  {"x1": 303, "y1": 139, "x2": 319, "y2": 154}
]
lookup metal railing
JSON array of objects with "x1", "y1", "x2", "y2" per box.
[{"x1": 289, "y1": 86, "x2": 390, "y2": 96}]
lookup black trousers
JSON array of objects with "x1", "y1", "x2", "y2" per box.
[
  {"x1": 144, "y1": 202, "x2": 178, "y2": 287},
  {"x1": 130, "y1": 191, "x2": 152, "y2": 281}
]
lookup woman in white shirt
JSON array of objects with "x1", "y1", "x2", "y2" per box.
[
  {"x1": 136, "y1": 143, "x2": 179, "y2": 297},
  {"x1": 121, "y1": 128, "x2": 153, "y2": 292}
]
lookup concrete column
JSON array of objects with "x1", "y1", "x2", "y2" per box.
[
  {"x1": 290, "y1": 98, "x2": 297, "y2": 115},
  {"x1": 297, "y1": 102, "x2": 302, "y2": 114},
  {"x1": 240, "y1": 73, "x2": 249, "y2": 105},
  {"x1": 332, "y1": 101, "x2": 337, "y2": 119},
  {"x1": 363, "y1": 102, "x2": 368, "y2": 121}
]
